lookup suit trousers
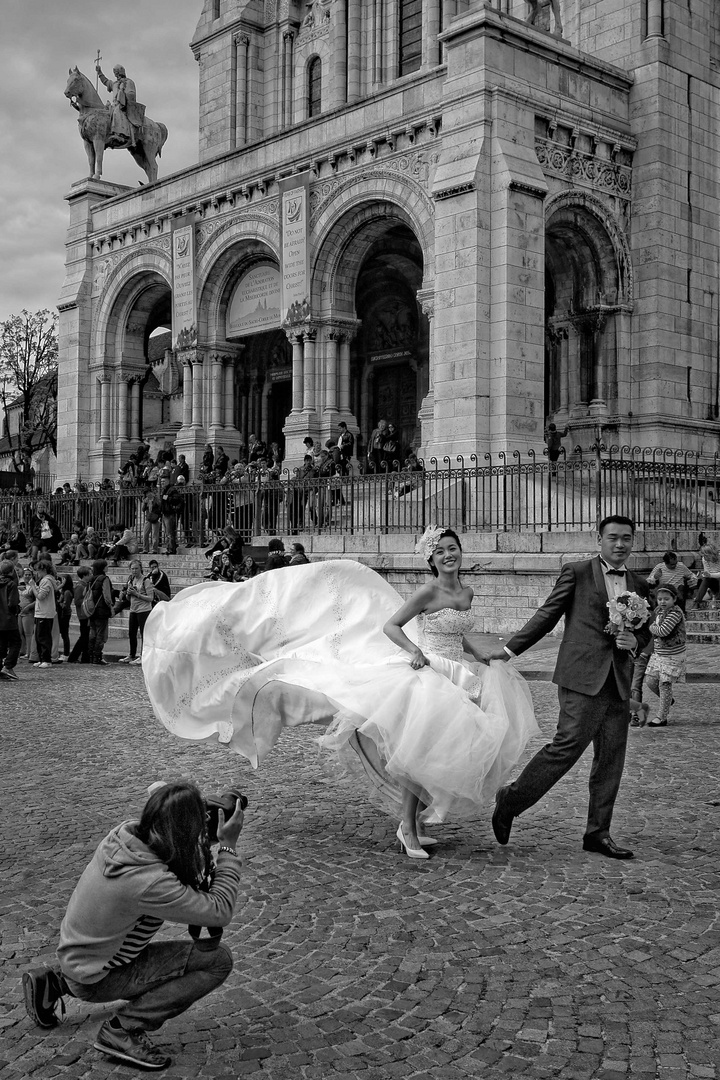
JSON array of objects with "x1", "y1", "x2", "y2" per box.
[{"x1": 504, "y1": 669, "x2": 630, "y2": 839}]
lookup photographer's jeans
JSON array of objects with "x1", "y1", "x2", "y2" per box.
[{"x1": 65, "y1": 940, "x2": 233, "y2": 1032}]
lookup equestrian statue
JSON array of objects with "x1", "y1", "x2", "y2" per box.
[{"x1": 64, "y1": 65, "x2": 168, "y2": 185}]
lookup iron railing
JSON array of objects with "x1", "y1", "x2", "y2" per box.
[{"x1": 1, "y1": 445, "x2": 718, "y2": 546}]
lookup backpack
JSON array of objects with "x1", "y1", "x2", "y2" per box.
[{"x1": 80, "y1": 581, "x2": 96, "y2": 619}]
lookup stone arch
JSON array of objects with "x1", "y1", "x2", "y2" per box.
[
  {"x1": 92, "y1": 248, "x2": 172, "y2": 367},
  {"x1": 195, "y1": 214, "x2": 281, "y2": 339},
  {"x1": 311, "y1": 172, "x2": 435, "y2": 315},
  {"x1": 543, "y1": 191, "x2": 634, "y2": 425}
]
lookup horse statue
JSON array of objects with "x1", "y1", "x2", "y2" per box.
[{"x1": 64, "y1": 67, "x2": 168, "y2": 185}]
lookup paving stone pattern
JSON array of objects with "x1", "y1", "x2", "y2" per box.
[{"x1": 2, "y1": 666, "x2": 719, "y2": 1079}]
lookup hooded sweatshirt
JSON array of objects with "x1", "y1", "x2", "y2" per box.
[{"x1": 57, "y1": 821, "x2": 241, "y2": 985}]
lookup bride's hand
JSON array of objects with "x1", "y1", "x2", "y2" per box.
[{"x1": 410, "y1": 648, "x2": 429, "y2": 670}]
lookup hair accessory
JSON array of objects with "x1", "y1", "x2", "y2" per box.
[{"x1": 415, "y1": 525, "x2": 445, "y2": 561}]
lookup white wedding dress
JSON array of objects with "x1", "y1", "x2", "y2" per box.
[{"x1": 142, "y1": 560, "x2": 538, "y2": 821}]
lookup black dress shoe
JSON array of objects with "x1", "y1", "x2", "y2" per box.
[
  {"x1": 582, "y1": 836, "x2": 634, "y2": 859},
  {"x1": 492, "y1": 786, "x2": 514, "y2": 845}
]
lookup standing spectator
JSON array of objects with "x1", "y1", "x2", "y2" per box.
[
  {"x1": 86, "y1": 560, "x2": 114, "y2": 666},
  {"x1": 3, "y1": 548, "x2": 22, "y2": 585},
  {"x1": 27, "y1": 561, "x2": 59, "y2": 668},
  {"x1": 289, "y1": 455, "x2": 315, "y2": 534},
  {"x1": 367, "y1": 419, "x2": 388, "y2": 473},
  {"x1": 258, "y1": 460, "x2": 281, "y2": 534},
  {"x1": 647, "y1": 550, "x2": 697, "y2": 610},
  {"x1": 248, "y1": 433, "x2": 266, "y2": 462},
  {"x1": 382, "y1": 423, "x2": 401, "y2": 472},
  {"x1": 147, "y1": 560, "x2": 171, "y2": 606},
  {"x1": 28, "y1": 500, "x2": 63, "y2": 561},
  {"x1": 214, "y1": 446, "x2": 229, "y2": 478},
  {"x1": 175, "y1": 476, "x2": 195, "y2": 547},
  {"x1": 337, "y1": 422, "x2": 354, "y2": 467},
  {"x1": 57, "y1": 575, "x2": 74, "y2": 661},
  {"x1": 141, "y1": 488, "x2": 162, "y2": 555},
  {"x1": 18, "y1": 566, "x2": 36, "y2": 662},
  {"x1": 67, "y1": 567, "x2": 92, "y2": 664},
  {"x1": 264, "y1": 538, "x2": 289, "y2": 570},
  {"x1": 0, "y1": 559, "x2": 21, "y2": 680},
  {"x1": 118, "y1": 559, "x2": 153, "y2": 666},
  {"x1": 171, "y1": 454, "x2": 190, "y2": 485},
  {"x1": 160, "y1": 478, "x2": 183, "y2": 555},
  {"x1": 644, "y1": 584, "x2": 687, "y2": 727},
  {"x1": 269, "y1": 442, "x2": 284, "y2": 469},
  {"x1": 202, "y1": 443, "x2": 215, "y2": 473},
  {"x1": 545, "y1": 422, "x2": 569, "y2": 463}
]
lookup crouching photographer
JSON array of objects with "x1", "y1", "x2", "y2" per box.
[{"x1": 22, "y1": 781, "x2": 245, "y2": 1071}]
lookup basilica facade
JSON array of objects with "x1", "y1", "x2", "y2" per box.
[{"x1": 56, "y1": 0, "x2": 720, "y2": 481}]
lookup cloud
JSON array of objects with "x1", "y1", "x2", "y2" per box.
[{"x1": 0, "y1": 0, "x2": 200, "y2": 324}]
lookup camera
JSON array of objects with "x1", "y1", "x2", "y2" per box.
[{"x1": 204, "y1": 787, "x2": 248, "y2": 843}]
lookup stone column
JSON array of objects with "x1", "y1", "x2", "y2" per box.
[
  {"x1": 372, "y1": 0, "x2": 384, "y2": 86},
  {"x1": 422, "y1": 0, "x2": 441, "y2": 69},
  {"x1": 417, "y1": 289, "x2": 435, "y2": 450},
  {"x1": 211, "y1": 354, "x2": 224, "y2": 428},
  {"x1": 261, "y1": 384, "x2": 270, "y2": 442},
  {"x1": 302, "y1": 328, "x2": 317, "y2": 412},
  {"x1": 117, "y1": 377, "x2": 129, "y2": 442},
  {"x1": 99, "y1": 376, "x2": 111, "y2": 442},
  {"x1": 181, "y1": 358, "x2": 193, "y2": 429},
  {"x1": 224, "y1": 359, "x2": 235, "y2": 428},
  {"x1": 282, "y1": 31, "x2": 294, "y2": 127},
  {"x1": 646, "y1": 0, "x2": 664, "y2": 37},
  {"x1": 339, "y1": 334, "x2": 352, "y2": 412},
  {"x1": 347, "y1": 0, "x2": 362, "y2": 101},
  {"x1": 191, "y1": 358, "x2": 204, "y2": 428},
  {"x1": 130, "y1": 380, "x2": 141, "y2": 440},
  {"x1": 559, "y1": 325, "x2": 570, "y2": 418},
  {"x1": 289, "y1": 332, "x2": 304, "y2": 412},
  {"x1": 331, "y1": 0, "x2": 348, "y2": 107},
  {"x1": 234, "y1": 33, "x2": 250, "y2": 146},
  {"x1": 325, "y1": 331, "x2": 339, "y2": 411}
]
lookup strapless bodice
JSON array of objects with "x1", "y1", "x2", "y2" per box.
[{"x1": 418, "y1": 607, "x2": 475, "y2": 662}]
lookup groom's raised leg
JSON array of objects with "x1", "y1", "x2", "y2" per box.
[{"x1": 501, "y1": 686, "x2": 600, "y2": 822}]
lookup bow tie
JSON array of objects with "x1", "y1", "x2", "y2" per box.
[
  {"x1": 601, "y1": 560, "x2": 627, "y2": 576},
  {"x1": 605, "y1": 568, "x2": 625, "y2": 576}
]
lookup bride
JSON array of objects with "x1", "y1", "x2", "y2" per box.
[{"x1": 142, "y1": 527, "x2": 538, "y2": 857}]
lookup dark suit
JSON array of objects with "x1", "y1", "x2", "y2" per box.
[{"x1": 503, "y1": 556, "x2": 651, "y2": 839}]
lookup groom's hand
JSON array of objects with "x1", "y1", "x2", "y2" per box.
[
  {"x1": 486, "y1": 647, "x2": 510, "y2": 662},
  {"x1": 616, "y1": 629, "x2": 637, "y2": 652}
]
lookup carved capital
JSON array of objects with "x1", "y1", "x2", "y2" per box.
[
  {"x1": 234, "y1": 32, "x2": 250, "y2": 47},
  {"x1": 417, "y1": 288, "x2": 435, "y2": 319}
]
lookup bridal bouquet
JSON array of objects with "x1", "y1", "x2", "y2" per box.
[{"x1": 605, "y1": 592, "x2": 651, "y2": 638}]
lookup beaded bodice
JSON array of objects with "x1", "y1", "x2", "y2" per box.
[{"x1": 418, "y1": 607, "x2": 475, "y2": 662}]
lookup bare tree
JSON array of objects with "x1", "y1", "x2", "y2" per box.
[{"x1": 0, "y1": 310, "x2": 58, "y2": 476}]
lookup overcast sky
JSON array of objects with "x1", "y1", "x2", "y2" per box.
[{"x1": 0, "y1": 0, "x2": 203, "y2": 327}]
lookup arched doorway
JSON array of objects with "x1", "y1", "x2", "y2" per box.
[
  {"x1": 354, "y1": 224, "x2": 426, "y2": 460},
  {"x1": 544, "y1": 196, "x2": 632, "y2": 433}
]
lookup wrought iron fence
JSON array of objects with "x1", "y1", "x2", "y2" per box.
[{"x1": 1, "y1": 446, "x2": 718, "y2": 547}]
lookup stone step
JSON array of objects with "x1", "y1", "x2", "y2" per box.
[{"x1": 687, "y1": 632, "x2": 720, "y2": 644}]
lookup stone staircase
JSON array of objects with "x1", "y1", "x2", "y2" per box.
[{"x1": 686, "y1": 604, "x2": 720, "y2": 644}]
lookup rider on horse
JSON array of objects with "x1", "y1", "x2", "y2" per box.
[{"x1": 95, "y1": 64, "x2": 146, "y2": 148}]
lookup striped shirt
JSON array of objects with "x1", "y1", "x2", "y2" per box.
[
  {"x1": 103, "y1": 914, "x2": 164, "y2": 971},
  {"x1": 649, "y1": 607, "x2": 686, "y2": 657}
]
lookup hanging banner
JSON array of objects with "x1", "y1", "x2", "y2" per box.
[
  {"x1": 279, "y1": 173, "x2": 310, "y2": 323},
  {"x1": 171, "y1": 215, "x2": 196, "y2": 347},
  {"x1": 226, "y1": 264, "x2": 282, "y2": 338}
]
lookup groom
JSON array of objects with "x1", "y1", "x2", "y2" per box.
[{"x1": 490, "y1": 515, "x2": 652, "y2": 859}]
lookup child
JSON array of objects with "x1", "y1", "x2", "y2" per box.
[
  {"x1": 58, "y1": 534, "x2": 79, "y2": 565},
  {"x1": 644, "y1": 583, "x2": 686, "y2": 727}
]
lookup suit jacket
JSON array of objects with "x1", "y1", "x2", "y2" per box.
[{"x1": 505, "y1": 556, "x2": 652, "y2": 699}]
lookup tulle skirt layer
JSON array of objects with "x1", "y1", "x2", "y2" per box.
[{"x1": 142, "y1": 560, "x2": 538, "y2": 821}]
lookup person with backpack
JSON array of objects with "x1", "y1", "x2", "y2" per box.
[
  {"x1": 160, "y1": 479, "x2": 184, "y2": 555},
  {"x1": 67, "y1": 567, "x2": 92, "y2": 664},
  {"x1": 84, "y1": 560, "x2": 115, "y2": 666},
  {"x1": 141, "y1": 488, "x2": 162, "y2": 554}
]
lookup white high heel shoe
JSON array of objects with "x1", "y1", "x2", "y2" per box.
[
  {"x1": 417, "y1": 834, "x2": 438, "y2": 847},
  {"x1": 396, "y1": 823, "x2": 430, "y2": 860}
]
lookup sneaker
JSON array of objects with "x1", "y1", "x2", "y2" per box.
[
  {"x1": 629, "y1": 715, "x2": 640, "y2": 728},
  {"x1": 129, "y1": 657, "x2": 143, "y2": 665},
  {"x1": 37, "y1": 662, "x2": 52, "y2": 669},
  {"x1": 22, "y1": 967, "x2": 67, "y2": 1028},
  {"x1": 118, "y1": 656, "x2": 133, "y2": 664},
  {"x1": 93, "y1": 1020, "x2": 171, "y2": 1070},
  {"x1": 1, "y1": 667, "x2": 19, "y2": 680},
  {"x1": 94, "y1": 659, "x2": 109, "y2": 666}
]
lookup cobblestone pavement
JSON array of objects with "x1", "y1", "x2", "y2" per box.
[{"x1": 2, "y1": 664, "x2": 719, "y2": 1080}]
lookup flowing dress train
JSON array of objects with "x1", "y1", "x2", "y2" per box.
[{"x1": 142, "y1": 560, "x2": 539, "y2": 821}]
